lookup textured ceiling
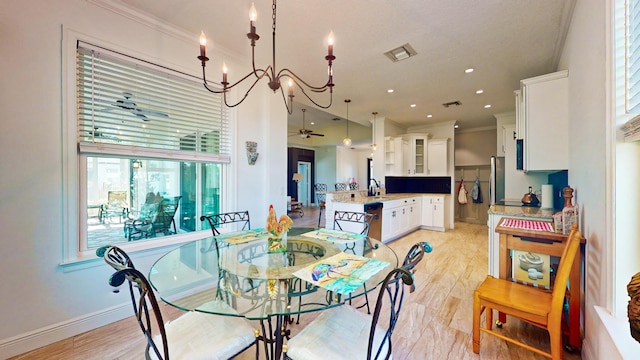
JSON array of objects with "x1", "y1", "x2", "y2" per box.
[{"x1": 113, "y1": 0, "x2": 575, "y2": 144}]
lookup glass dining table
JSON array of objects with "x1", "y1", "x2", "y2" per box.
[{"x1": 148, "y1": 227, "x2": 398, "y2": 360}]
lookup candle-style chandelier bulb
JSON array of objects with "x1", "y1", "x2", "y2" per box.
[{"x1": 197, "y1": 0, "x2": 335, "y2": 114}]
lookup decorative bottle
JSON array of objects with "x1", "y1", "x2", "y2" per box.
[{"x1": 561, "y1": 187, "x2": 577, "y2": 235}]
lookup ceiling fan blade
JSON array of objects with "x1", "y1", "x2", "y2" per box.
[{"x1": 310, "y1": 133, "x2": 324, "y2": 137}]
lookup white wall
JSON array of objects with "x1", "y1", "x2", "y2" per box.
[
  {"x1": 0, "y1": 0, "x2": 285, "y2": 356},
  {"x1": 315, "y1": 146, "x2": 337, "y2": 189},
  {"x1": 556, "y1": 0, "x2": 610, "y2": 358}
]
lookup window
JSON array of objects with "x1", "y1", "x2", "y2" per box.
[
  {"x1": 626, "y1": 0, "x2": 640, "y2": 114},
  {"x1": 76, "y1": 41, "x2": 229, "y2": 251}
]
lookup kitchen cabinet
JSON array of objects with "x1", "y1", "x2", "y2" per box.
[
  {"x1": 381, "y1": 197, "x2": 421, "y2": 241},
  {"x1": 402, "y1": 134, "x2": 428, "y2": 176},
  {"x1": 494, "y1": 111, "x2": 516, "y2": 157},
  {"x1": 422, "y1": 195, "x2": 447, "y2": 232},
  {"x1": 427, "y1": 139, "x2": 448, "y2": 176},
  {"x1": 384, "y1": 136, "x2": 406, "y2": 176},
  {"x1": 517, "y1": 70, "x2": 569, "y2": 171}
]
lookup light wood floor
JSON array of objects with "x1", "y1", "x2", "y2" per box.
[{"x1": 10, "y1": 205, "x2": 582, "y2": 360}]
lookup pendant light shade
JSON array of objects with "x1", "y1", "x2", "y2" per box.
[{"x1": 343, "y1": 99, "x2": 352, "y2": 146}]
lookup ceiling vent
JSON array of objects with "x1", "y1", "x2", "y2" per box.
[
  {"x1": 442, "y1": 100, "x2": 462, "y2": 108},
  {"x1": 384, "y1": 43, "x2": 417, "y2": 62}
]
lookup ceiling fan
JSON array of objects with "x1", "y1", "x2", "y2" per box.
[
  {"x1": 112, "y1": 92, "x2": 169, "y2": 121},
  {"x1": 290, "y1": 109, "x2": 324, "y2": 139}
]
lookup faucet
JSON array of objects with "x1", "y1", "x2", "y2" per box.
[{"x1": 369, "y1": 178, "x2": 380, "y2": 196}]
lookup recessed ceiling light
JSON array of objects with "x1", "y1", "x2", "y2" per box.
[
  {"x1": 427, "y1": 114, "x2": 433, "y2": 118},
  {"x1": 387, "y1": 89, "x2": 394, "y2": 93},
  {"x1": 310, "y1": 122, "x2": 315, "y2": 125},
  {"x1": 484, "y1": 104, "x2": 492, "y2": 108},
  {"x1": 410, "y1": 104, "x2": 417, "y2": 108},
  {"x1": 465, "y1": 68, "x2": 474, "y2": 73},
  {"x1": 476, "y1": 89, "x2": 484, "y2": 94},
  {"x1": 454, "y1": 124, "x2": 459, "y2": 128}
]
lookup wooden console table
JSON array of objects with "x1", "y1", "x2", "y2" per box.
[{"x1": 495, "y1": 218, "x2": 586, "y2": 351}]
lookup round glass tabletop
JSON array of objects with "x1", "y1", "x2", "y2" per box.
[{"x1": 148, "y1": 227, "x2": 398, "y2": 320}]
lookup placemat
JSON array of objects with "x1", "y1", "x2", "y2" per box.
[
  {"x1": 300, "y1": 228, "x2": 366, "y2": 242},
  {"x1": 217, "y1": 228, "x2": 268, "y2": 244},
  {"x1": 292, "y1": 252, "x2": 389, "y2": 295},
  {"x1": 500, "y1": 218, "x2": 554, "y2": 232}
]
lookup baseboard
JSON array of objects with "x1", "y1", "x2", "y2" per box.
[{"x1": 0, "y1": 303, "x2": 131, "y2": 359}]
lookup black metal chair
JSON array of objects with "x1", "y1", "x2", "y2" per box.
[
  {"x1": 285, "y1": 268, "x2": 415, "y2": 360},
  {"x1": 349, "y1": 182, "x2": 359, "y2": 190},
  {"x1": 96, "y1": 246, "x2": 259, "y2": 360},
  {"x1": 200, "y1": 211, "x2": 251, "y2": 255},
  {"x1": 333, "y1": 211, "x2": 374, "y2": 238},
  {"x1": 314, "y1": 184, "x2": 327, "y2": 227}
]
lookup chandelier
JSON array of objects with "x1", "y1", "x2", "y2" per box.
[{"x1": 197, "y1": 1, "x2": 336, "y2": 114}]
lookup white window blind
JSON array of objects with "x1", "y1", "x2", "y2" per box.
[
  {"x1": 76, "y1": 41, "x2": 230, "y2": 162},
  {"x1": 627, "y1": 0, "x2": 640, "y2": 114}
]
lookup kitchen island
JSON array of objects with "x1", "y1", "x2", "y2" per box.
[{"x1": 327, "y1": 192, "x2": 450, "y2": 243}]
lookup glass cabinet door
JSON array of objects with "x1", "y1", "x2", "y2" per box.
[{"x1": 414, "y1": 137, "x2": 426, "y2": 175}]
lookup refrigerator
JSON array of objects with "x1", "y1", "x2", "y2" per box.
[{"x1": 490, "y1": 156, "x2": 505, "y2": 205}]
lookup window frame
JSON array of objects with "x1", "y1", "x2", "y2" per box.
[{"x1": 62, "y1": 29, "x2": 234, "y2": 264}]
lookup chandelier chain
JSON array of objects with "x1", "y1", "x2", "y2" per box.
[{"x1": 272, "y1": 0, "x2": 277, "y2": 33}]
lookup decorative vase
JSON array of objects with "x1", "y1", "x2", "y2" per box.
[
  {"x1": 268, "y1": 232, "x2": 287, "y2": 253},
  {"x1": 628, "y1": 272, "x2": 640, "y2": 343}
]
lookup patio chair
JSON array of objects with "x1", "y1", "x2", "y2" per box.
[
  {"x1": 285, "y1": 268, "x2": 415, "y2": 360},
  {"x1": 99, "y1": 190, "x2": 128, "y2": 223},
  {"x1": 125, "y1": 196, "x2": 181, "y2": 241},
  {"x1": 96, "y1": 246, "x2": 259, "y2": 360}
]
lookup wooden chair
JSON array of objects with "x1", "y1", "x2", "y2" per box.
[
  {"x1": 472, "y1": 223, "x2": 582, "y2": 360},
  {"x1": 97, "y1": 246, "x2": 259, "y2": 360},
  {"x1": 285, "y1": 268, "x2": 415, "y2": 360}
]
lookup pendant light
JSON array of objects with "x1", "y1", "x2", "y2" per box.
[
  {"x1": 343, "y1": 99, "x2": 352, "y2": 146},
  {"x1": 371, "y1": 111, "x2": 378, "y2": 151}
]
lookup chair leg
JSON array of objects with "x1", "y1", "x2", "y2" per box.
[
  {"x1": 486, "y1": 306, "x2": 493, "y2": 330},
  {"x1": 472, "y1": 290, "x2": 481, "y2": 354},
  {"x1": 549, "y1": 327, "x2": 563, "y2": 360}
]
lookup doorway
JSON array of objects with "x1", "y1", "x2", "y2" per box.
[{"x1": 297, "y1": 161, "x2": 311, "y2": 206}]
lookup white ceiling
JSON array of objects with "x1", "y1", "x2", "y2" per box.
[{"x1": 114, "y1": 0, "x2": 575, "y2": 143}]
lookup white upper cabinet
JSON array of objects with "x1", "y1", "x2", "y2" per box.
[
  {"x1": 427, "y1": 139, "x2": 448, "y2": 176},
  {"x1": 402, "y1": 134, "x2": 428, "y2": 176},
  {"x1": 518, "y1": 70, "x2": 569, "y2": 171}
]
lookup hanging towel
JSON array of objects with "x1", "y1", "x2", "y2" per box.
[
  {"x1": 471, "y1": 178, "x2": 483, "y2": 203},
  {"x1": 458, "y1": 179, "x2": 468, "y2": 204}
]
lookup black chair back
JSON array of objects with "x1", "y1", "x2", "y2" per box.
[
  {"x1": 96, "y1": 246, "x2": 169, "y2": 359},
  {"x1": 111, "y1": 267, "x2": 169, "y2": 359},
  {"x1": 335, "y1": 183, "x2": 347, "y2": 191},
  {"x1": 200, "y1": 211, "x2": 251, "y2": 236},
  {"x1": 368, "y1": 268, "x2": 414, "y2": 360},
  {"x1": 333, "y1": 210, "x2": 374, "y2": 236}
]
